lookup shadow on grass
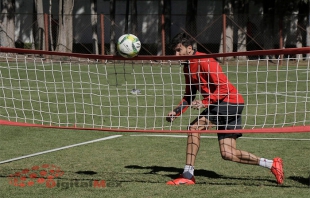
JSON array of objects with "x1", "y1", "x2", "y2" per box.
[
  {"x1": 75, "y1": 170, "x2": 97, "y2": 175},
  {"x1": 288, "y1": 176, "x2": 310, "y2": 186},
  {"x1": 2, "y1": 167, "x2": 308, "y2": 188},
  {"x1": 125, "y1": 165, "x2": 221, "y2": 179},
  {"x1": 124, "y1": 165, "x2": 307, "y2": 187}
]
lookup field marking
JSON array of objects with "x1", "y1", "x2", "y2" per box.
[
  {"x1": 130, "y1": 134, "x2": 310, "y2": 141},
  {"x1": 261, "y1": 91, "x2": 309, "y2": 99},
  {"x1": 1, "y1": 87, "x2": 309, "y2": 100},
  {"x1": 0, "y1": 135, "x2": 122, "y2": 164},
  {"x1": 1, "y1": 86, "x2": 309, "y2": 96}
]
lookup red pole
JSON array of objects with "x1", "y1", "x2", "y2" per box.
[
  {"x1": 100, "y1": 14, "x2": 105, "y2": 56},
  {"x1": 222, "y1": 14, "x2": 226, "y2": 63},
  {"x1": 44, "y1": 13, "x2": 49, "y2": 51},
  {"x1": 161, "y1": 14, "x2": 166, "y2": 55}
]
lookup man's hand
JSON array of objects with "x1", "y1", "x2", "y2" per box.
[
  {"x1": 191, "y1": 100, "x2": 204, "y2": 110},
  {"x1": 166, "y1": 111, "x2": 176, "y2": 122}
]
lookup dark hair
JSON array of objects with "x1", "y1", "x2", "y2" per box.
[{"x1": 170, "y1": 32, "x2": 195, "y2": 50}]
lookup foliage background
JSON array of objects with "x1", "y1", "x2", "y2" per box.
[{"x1": 0, "y1": 0, "x2": 309, "y2": 57}]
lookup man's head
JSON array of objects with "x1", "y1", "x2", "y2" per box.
[{"x1": 170, "y1": 32, "x2": 195, "y2": 56}]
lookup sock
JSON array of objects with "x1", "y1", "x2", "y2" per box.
[
  {"x1": 259, "y1": 158, "x2": 273, "y2": 169},
  {"x1": 182, "y1": 165, "x2": 194, "y2": 179}
]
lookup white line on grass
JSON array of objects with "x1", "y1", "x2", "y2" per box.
[
  {"x1": 130, "y1": 134, "x2": 310, "y2": 141},
  {"x1": 0, "y1": 135, "x2": 122, "y2": 164},
  {"x1": 261, "y1": 91, "x2": 309, "y2": 99}
]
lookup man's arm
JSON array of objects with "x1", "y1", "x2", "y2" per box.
[
  {"x1": 166, "y1": 74, "x2": 197, "y2": 122},
  {"x1": 173, "y1": 97, "x2": 190, "y2": 116}
]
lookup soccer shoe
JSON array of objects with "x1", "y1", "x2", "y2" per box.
[
  {"x1": 271, "y1": 157, "x2": 284, "y2": 184},
  {"x1": 166, "y1": 175, "x2": 195, "y2": 185}
]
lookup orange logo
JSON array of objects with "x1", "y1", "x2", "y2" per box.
[
  {"x1": 7, "y1": 164, "x2": 116, "y2": 188},
  {"x1": 7, "y1": 164, "x2": 64, "y2": 188}
]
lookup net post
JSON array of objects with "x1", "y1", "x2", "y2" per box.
[
  {"x1": 100, "y1": 14, "x2": 105, "y2": 63},
  {"x1": 161, "y1": 14, "x2": 166, "y2": 56},
  {"x1": 44, "y1": 13, "x2": 50, "y2": 62}
]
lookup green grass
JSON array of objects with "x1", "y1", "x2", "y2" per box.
[
  {"x1": 0, "y1": 59, "x2": 310, "y2": 197},
  {"x1": 0, "y1": 126, "x2": 309, "y2": 198}
]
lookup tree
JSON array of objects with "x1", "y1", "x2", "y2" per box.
[
  {"x1": 48, "y1": 0, "x2": 54, "y2": 51},
  {"x1": 91, "y1": 0, "x2": 99, "y2": 54},
  {"x1": 124, "y1": 0, "x2": 138, "y2": 35},
  {"x1": 262, "y1": 0, "x2": 275, "y2": 52},
  {"x1": 125, "y1": 0, "x2": 129, "y2": 33},
  {"x1": 56, "y1": 0, "x2": 74, "y2": 52},
  {"x1": 34, "y1": 0, "x2": 45, "y2": 50},
  {"x1": 0, "y1": 0, "x2": 15, "y2": 48},
  {"x1": 110, "y1": 0, "x2": 116, "y2": 55},
  {"x1": 131, "y1": 0, "x2": 138, "y2": 36},
  {"x1": 185, "y1": 0, "x2": 197, "y2": 50},
  {"x1": 307, "y1": 0, "x2": 310, "y2": 58},
  {"x1": 235, "y1": 0, "x2": 248, "y2": 59},
  {"x1": 275, "y1": 0, "x2": 309, "y2": 59},
  {"x1": 157, "y1": 0, "x2": 171, "y2": 55},
  {"x1": 163, "y1": 0, "x2": 171, "y2": 54},
  {"x1": 275, "y1": 0, "x2": 299, "y2": 47},
  {"x1": 297, "y1": 0, "x2": 309, "y2": 59},
  {"x1": 219, "y1": 0, "x2": 234, "y2": 60}
]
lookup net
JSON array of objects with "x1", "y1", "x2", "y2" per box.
[{"x1": 0, "y1": 47, "x2": 310, "y2": 133}]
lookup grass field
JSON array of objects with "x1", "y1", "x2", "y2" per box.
[
  {"x1": 0, "y1": 57, "x2": 310, "y2": 197},
  {"x1": 0, "y1": 126, "x2": 309, "y2": 198}
]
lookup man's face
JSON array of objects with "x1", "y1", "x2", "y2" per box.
[{"x1": 174, "y1": 43, "x2": 193, "y2": 56}]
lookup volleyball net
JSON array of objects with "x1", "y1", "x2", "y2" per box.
[{"x1": 0, "y1": 47, "x2": 309, "y2": 133}]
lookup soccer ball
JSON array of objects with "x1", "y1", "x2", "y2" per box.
[{"x1": 117, "y1": 34, "x2": 141, "y2": 58}]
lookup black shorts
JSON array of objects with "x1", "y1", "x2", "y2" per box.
[{"x1": 199, "y1": 101, "x2": 244, "y2": 140}]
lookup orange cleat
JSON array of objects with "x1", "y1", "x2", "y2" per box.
[
  {"x1": 271, "y1": 157, "x2": 284, "y2": 184},
  {"x1": 166, "y1": 175, "x2": 195, "y2": 185}
]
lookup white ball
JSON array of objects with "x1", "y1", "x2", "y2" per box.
[{"x1": 117, "y1": 34, "x2": 141, "y2": 58}]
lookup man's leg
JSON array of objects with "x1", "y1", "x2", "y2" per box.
[
  {"x1": 218, "y1": 137, "x2": 259, "y2": 165},
  {"x1": 186, "y1": 116, "x2": 213, "y2": 166},
  {"x1": 185, "y1": 133, "x2": 200, "y2": 165},
  {"x1": 218, "y1": 137, "x2": 284, "y2": 184},
  {"x1": 166, "y1": 116, "x2": 212, "y2": 185},
  {"x1": 181, "y1": 132, "x2": 200, "y2": 180}
]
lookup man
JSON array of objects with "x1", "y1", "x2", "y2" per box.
[{"x1": 166, "y1": 32, "x2": 284, "y2": 185}]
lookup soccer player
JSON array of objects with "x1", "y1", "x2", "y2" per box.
[{"x1": 166, "y1": 32, "x2": 284, "y2": 185}]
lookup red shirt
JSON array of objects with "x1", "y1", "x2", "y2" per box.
[{"x1": 182, "y1": 51, "x2": 244, "y2": 107}]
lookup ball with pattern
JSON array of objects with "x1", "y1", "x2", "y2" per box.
[{"x1": 117, "y1": 34, "x2": 141, "y2": 58}]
